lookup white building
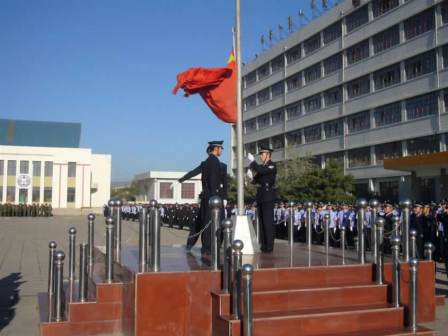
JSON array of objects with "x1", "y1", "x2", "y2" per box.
[
  {"x1": 133, "y1": 171, "x2": 202, "y2": 204},
  {"x1": 0, "y1": 119, "x2": 111, "y2": 209}
]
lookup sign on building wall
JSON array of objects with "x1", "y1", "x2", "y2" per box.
[{"x1": 16, "y1": 174, "x2": 31, "y2": 189}]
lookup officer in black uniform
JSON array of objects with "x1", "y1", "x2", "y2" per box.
[{"x1": 248, "y1": 146, "x2": 277, "y2": 253}]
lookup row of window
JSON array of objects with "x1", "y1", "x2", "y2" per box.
[
  {"x1": 247, "y1": 90, "x2": 447, "y2": 144},
  {"x1": 3, "y1": 187, "x2": 53, "y2": 204},
  {"x1": 246, "y1": 134, "x2": 446, "y2": 169},
  {"x1": 243, "y1": 2, "x2": 447, "y2": 92},
  {"x1": 159, "y1": 182, "x2": 196, "y2": 199},
  {"x1": 0, "y1": 160, "x2": 53, "y2": 177}
]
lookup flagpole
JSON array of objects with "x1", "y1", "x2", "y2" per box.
[{"x1": 235, "y1": 0, "x2": 244, "y2": 216}]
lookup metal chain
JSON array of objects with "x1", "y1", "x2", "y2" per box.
[
  {"x1": 384, "y1": 227, "x2": 399, "y2": 238},
  {"x1": 329, "y1": 229, "x2": 341, "y2": 243},
  {"x1": 186, "y1": 220, "x2": 212, "y2": 239}
]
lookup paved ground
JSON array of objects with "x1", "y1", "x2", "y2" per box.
[{"x1": 0, "y1": 215, "x2": 446, "y2": 335}]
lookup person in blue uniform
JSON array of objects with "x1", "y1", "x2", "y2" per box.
[{"x1": 248, "y1": 146, "x2": 277, "y2": 253}]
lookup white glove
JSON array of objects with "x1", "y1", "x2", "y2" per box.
[
  {"x1": 223, "y1": 199, "x2": 228, "y2": 208},
  {"x1": 247, "y1": 153, "x2": 255, "y2": 162},
  {"x1": 246, "y1": 169, "x2": 253, "y2": 180}
]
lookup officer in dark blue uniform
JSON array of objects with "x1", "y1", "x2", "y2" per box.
[{"x1": 248, "y1": 146, "x2": 277, "y2": 253}]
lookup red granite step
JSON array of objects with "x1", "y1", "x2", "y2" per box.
[{"x1": 220, "y1": 304, "x2": 405, "y2": 336}]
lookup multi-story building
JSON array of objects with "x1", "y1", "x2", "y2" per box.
[
  {"x1": 0, "y1": 119, "x2": 111, "y2": 209},
  {"x1": 234, "y1": 0, "x2": 448, "y2": 202}
]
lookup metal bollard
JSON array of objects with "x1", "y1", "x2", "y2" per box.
[
  {"x1": 254, "y1": 204, "x2": 260, "y2": 245},
  {"x1": 370, "y1": 199, "x2": 379, "y2": 264},
  {"x1": 408, "y1": 258, "x2": 418, "y2": 332},
  {"x1": 400, "y1": 199, "x2": 412, "y2": 262},
  {"x1": 221, "y1": 219, "x2": 233, "y2": 293},
  {"x1": 340, "y1": 226, "x2": 346, "y2": 265},
  {"x1": 209, "y1": 196, "x2": 223, "y2": 271},
  {"x1": 424, "y1": 242, "x2": 435, "y2": 261},
  {"x1": 105, "y1": 217, "x2": 114, "y2": 283},
  {"x1": 138, "y1": 207, "x2": 148, "y2": 273},
  {"x1": 305, "y1": 201, "x2": 313, "y2": 249},
  {"x1": 356, "y1": 199, "x2": 367, "y2": 264},
  {"x1": 410, "y1": 229, "x2": 417, "y2": 259},
  {"x1": 150, "y1": 200, "x2": 161, "y2": 272},
  {"x1": 288, "y1": 201, "x2": 295, "y2": 267},
  {"x1": 48, "y1": 241, "x2": 57, "y2": 295},
  {"x1": 324, "y1": 213, "x2": 330, "y2": 260},
  {"x1": 78, "y1": 243, "x2": 88, "y2": 302},
  {"x1": 231, "y1": 240, "x2": 244, "y2": 319},
  {"x1": 376, "y1": 218, "x2": 385, "y2": 285},
  {"x1": 87, "y1": 213, "x2": 95, "y2": 268},
  {"x1": 53, "y1": 251, "x2": 65, "y2": 322},
  {"x1": 115, "y1": 199, "x2": 123, "y2": 263},
  {"x1": 242, "y1": 264, "x2": 254, "y2": 336},
  {"x1": 68, "y1": 227, "x2": 77, "y2": 282},
  {"x1": 391, "y1": 215, "x2": 400, "y2": 235},
  {"x1": 391, "y1": 235, "x2": 401, "y2": 308}
]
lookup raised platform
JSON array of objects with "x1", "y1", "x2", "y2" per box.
[{"x1": 38, "y1": 242, "x2": 437, "y2": 336}]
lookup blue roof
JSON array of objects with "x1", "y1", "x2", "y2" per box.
[{"x1": 0, "y1": 119, "x2": 81, "y2": 148}]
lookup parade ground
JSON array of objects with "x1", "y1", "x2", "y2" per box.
[{"x1": 0, "y1": 215, "x2": 447, "y2": 336}]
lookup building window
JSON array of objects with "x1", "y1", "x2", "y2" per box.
[
  {"x1": 323, "y1": 53, "x2": 342, "y2": 76},
  {"x1": 244, "y1": 95, "x2": 256, "y2": 110},
  {"x1": 181, "y1": 183, "x2": 195, "y2": 199},
  {"x1": 44, "y1": 187, "x2": 52, "y2": 203},
  {"x1": 244, "y1": 119, "x2": 257, "y2": 134},
  {"x1": 19, "y1": 161, "x2": 29, "y2": 174},
  {"x1": 257, "y1": 88, "x2": 270, "y2": 104},
  {"x1": 272, "y1": 135, "x2": 284, "y2": 149},
  {"x1": 33, "y1": 161, "x2": 41, "y2": 177},
  {"x1": 324, "y1": 119, "x2": 343, "y2": 138},
  {"x1": 257, "y1": 113, "x2": 270, "y2": 129},
  {"x1": 375, "y1": 141, "x2": 402, "y2": 165},
  {"x1": 19, "y1": 189, "x2": 28, "y2": 203},
  {"x1": 271, "y1": 56, "x2": 284, "y2": 73},
  {"x1": 257, "y1": 139, "x2": 270, "y2": 153},
  {"x1": 405, "y1": 50, "x2": 436, "y2": 80},
  {"x1": 68, "y1": 162, "x2": 76, "y2": 177},
  {"x1": 348, "y1": 147, "x2": 371, "y2": 168},
  {"x1": 404, "y1": 8, "x2": 435, "y2": 40},
  {"x1": 347, "y1": 111, "x2": 370, "y2": 133},
  {"x1": 374, "y1": 63, "x2": 401, "y2": 90},
  {"x1": 325, "y1": 151, "x2": 344, "y2": 164},
  {"x1": 0, "y1": 160, "x2": 3, "y2": 176},
  {"x1": 286, "y1": 130, "x2": 302, "y2": 146},
  {"x1": 304, "y1": 64, "x2": 321, "y2": 84},
  {"x1": 304, "y1": 125, "x2": 322, "y2": 143},
  {"x1": 286, "y1": 102, "x2": 301, "y2": 120},
  {"x1": 406, "y1": 92, "x2": 438, "y2": 120},
  {"x1": 44, "y1": 161, "x2": 53, "y2": 177},
  {"x1": 304, "y1": 94, "x2": 322, "y2": 113},
  {"x1": 32, "y1": 187, "x2": 40, "y2": 203},
  {"x1": 286, "y1": 45, "x2": 301, "y2": 65},
  {"x1": 372, "y1": 0, "x2": 399, "y2": 18},
  {"x1": 323, "y1": 21, "x2": 342, "y2": 44},
  {"x1": 7, "y1": 160, "x2": 16, "y2": 176},
  {"x1": 442, "y1": 1, "x2": 448, "y2": 24},
  {"x1": 346, "y1": 5, "x2": 369, "y2": 33},
  {"x1": 304, "y1": 33, "x2": 321, "y2": 55},
  {"x1": 244, "y1": 71, "x2": 256, "y2": 87},
  {"x1": 443, "y1": 44, "x2": 448, "y2": 68},
  {"x1": 445, "y1": 90, "x2": 448, "y2": 112},
  {"x1": 244, "y1": 142, "x2": 256, "y2": 156},
  {"x1": 271, "y1": 82, "x2": 284, "y2": 98},
  {"x1": 374, "y1": 102, "x2": 401, "y2": 127},
  {"x1": 257, "y1": 63, "x2": 270, "y2": 80},
  {"x1": 271, "y1": 109, "x2": 284, "y2": 125},
  {"x1": 347, "y1": 75, "x2": 370, "y2": 99},
  {"x1": 373, "y1": 25, "x2": 399, "y2": 54},
  {"x1": 346, "y1": 40, "x2": 369, "y2": 65},
  {"x1": 324, "y1": 86, "x2": 342, "y2": 106},
  {"x1": 67, "y1": 187, "x2": 76, "y2": 203},
  {"x1": 159, "y1": 182, "x2": 174, "y2": 199},
  {"x1": 286, "y1": 73, "x2": 302, "y2": 91},
  {"x1": 7, "y1": 186, "x2": 15, "y2": 202},
  {"x1": 407, "y1": 135, "x2": 440, "y2": 156}
]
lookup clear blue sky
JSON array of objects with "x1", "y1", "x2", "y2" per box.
[{"x1": 0, "y1": 0, "x2": 322, "y2": 181}]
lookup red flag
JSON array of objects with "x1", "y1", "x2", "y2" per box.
[{"x1": 172, "y1": 51, "x2": 237, "y2": 124}]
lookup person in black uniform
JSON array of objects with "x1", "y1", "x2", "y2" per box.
[
  {"x1": 410, "y1": 203, "x2": 425, "y2": 258},
  {"x1": 180, "y1": 140, "x2": 227, "y2": 255},
  {"x1": 248, "y1": 146, "x2": 277, "y2": 253}
]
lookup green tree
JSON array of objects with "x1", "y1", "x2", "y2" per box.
[{"x1": 111, "y1": 181, "x2": 139, "y2": 202}]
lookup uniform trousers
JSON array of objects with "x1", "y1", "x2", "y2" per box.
[{"x1": 258, "y1": 201, "x2": 275, "y2": 252}]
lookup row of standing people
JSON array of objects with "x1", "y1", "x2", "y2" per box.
[{"x1": 0, "y1": 203, "x2": 53, "y2": 217}]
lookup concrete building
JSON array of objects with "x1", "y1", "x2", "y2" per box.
[
  {"x1": 233, "y1": 0, "x2": 448, "y2": 202},
  {"x1": 133, "y1": 171, "x2": 202, "y2": 204},
  {"x1": 0, "y1": 119, "x2": 111, "y2": 209}
]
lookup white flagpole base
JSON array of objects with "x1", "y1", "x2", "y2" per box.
[{"x1": 232, "y1": 215, "x2": 260, "y2": 255}]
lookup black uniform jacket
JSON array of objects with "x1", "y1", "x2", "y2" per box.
[{"x1": 250, "y1": 160, "x2": 277, "y2": 203}]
